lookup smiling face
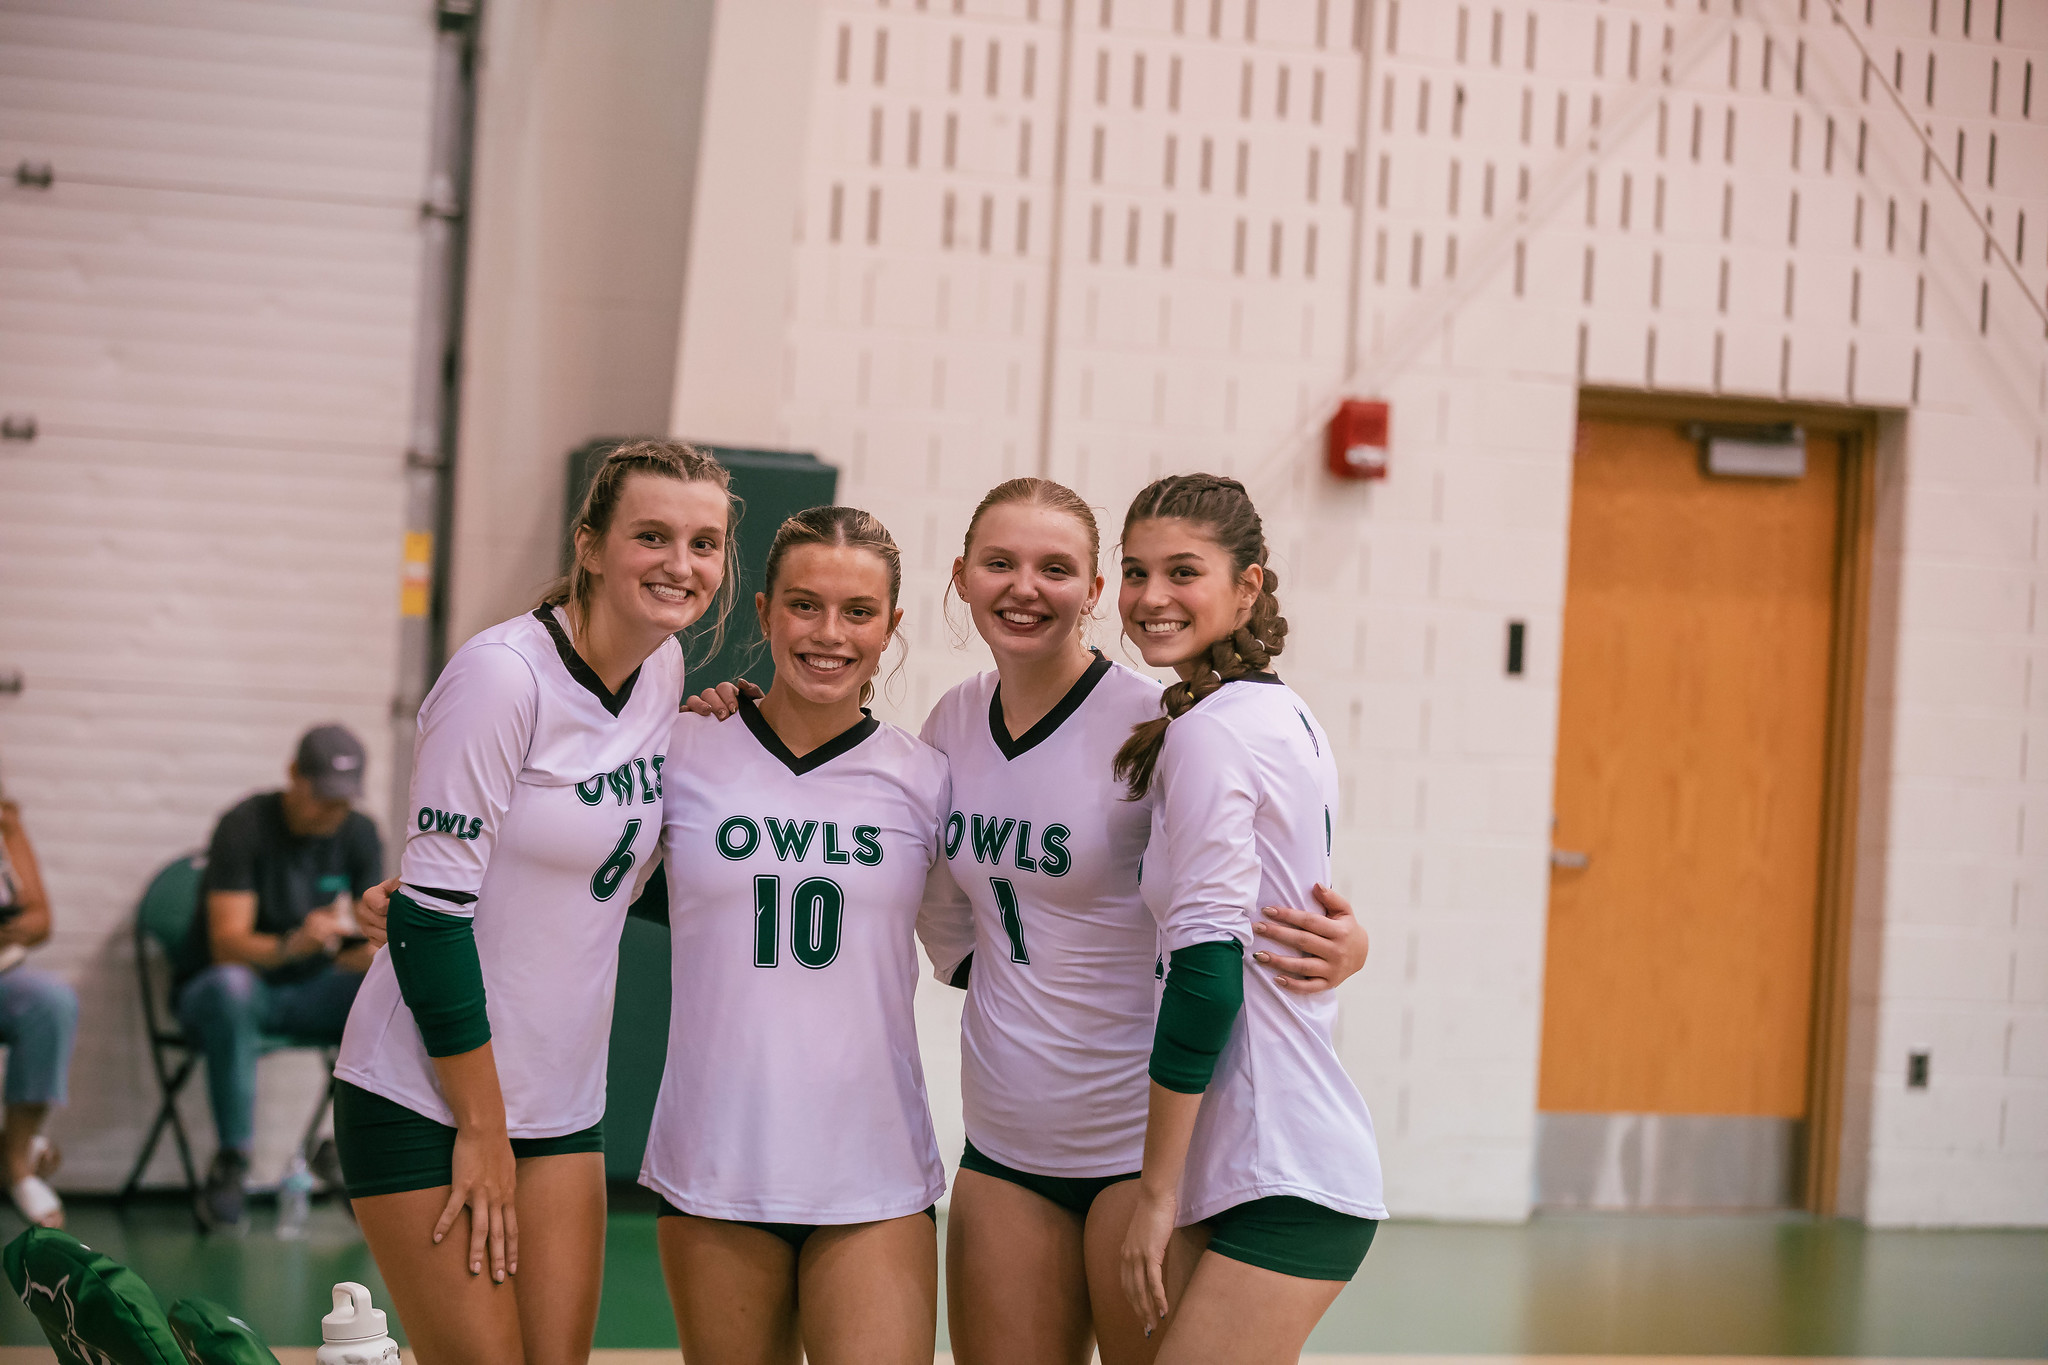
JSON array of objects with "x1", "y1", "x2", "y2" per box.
[
  {"x1": 758, "y1": 542, "x2": 904, "y2": 708},
  {"x1": 954, "y1": 501, "x2": 1104, "y2": 669},
  {"x1": 575, "y1": 473, "x2": 730, "y2": 639},
  {"x1": 1118, "y1": 516, "x2": 1264, "y2": 676}
]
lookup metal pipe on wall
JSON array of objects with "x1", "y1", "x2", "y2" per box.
[{"x1": 389, "y1": 0, "x2": 481, "y2": 830}]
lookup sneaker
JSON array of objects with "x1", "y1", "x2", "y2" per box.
[
  {"x1": 196, "y1": 1149, "x2": 248, "y2": 1231},
  {"x1": 308, "y1": 1138, "x2": 344, "y2": 1195}
]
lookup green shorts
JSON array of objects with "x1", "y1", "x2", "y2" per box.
[
  {"x1": 334, "y1": 1080, "x2": 604, "y2": 1199},
  {"x1": 958, "y1": 1138, "x2": 1140, "y2": 1218},
  {"x1": 654, "y1": 1196, "x2": 935, "y2": 1252},
  {"x1": 1204, "y1": 1196, "x2": 1378, "y2": 1282}
]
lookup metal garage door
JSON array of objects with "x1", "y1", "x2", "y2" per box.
[{"x1": 0, "y1": 0, "x2": 439, "y2": 1187}]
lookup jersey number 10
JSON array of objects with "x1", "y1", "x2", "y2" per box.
[{"x1": 752, "y1": 874, "x2": 844, "y2": 969}]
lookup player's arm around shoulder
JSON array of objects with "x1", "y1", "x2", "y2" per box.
[
  {"x1": 1151, "y1": 704, "x2": 1263, "y2": 953},
  {"x1": 908, "y1": 729, "x2": 955, "y2": 851},
  {"x1": 655, "y1": 707, "x2": 718, "y2": 827},
  {"x1": 909, "y1": 740, "x2": 973, "y2": 980}
]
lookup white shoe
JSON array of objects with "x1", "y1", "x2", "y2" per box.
[
  {"x1": 9, "y1": 1136, "x2": 62, "y2": 1227},
  {"x1": 9, "y1": 1173, "x2": 60, "y2": 1227}
]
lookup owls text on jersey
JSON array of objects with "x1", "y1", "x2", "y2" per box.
[
  {"x1": 919, "y1": 652, "x2": 1165, "y2": 1178},
  {"x1": 640, "y1": 699, "x2": 953, "y2": 1224},
  {"x1": 1140, "y1": 675, "x2": 1388, "y2": 1225},
  {"x1": 337, "y1": 607, "x2": 680, "y2": 1137}
]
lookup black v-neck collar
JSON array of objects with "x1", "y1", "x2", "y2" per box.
[
  {"x1": 989, "y1": 649, "x2": 1113, "y2": 760},
  {"x1": 738, "y1": 694, "x2": 880, "y2": 776},
  {"x1": 533, "y1": 607, "x2": 642, "y2": 718}
]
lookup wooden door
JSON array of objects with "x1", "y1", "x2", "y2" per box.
[{"x1": 1539, "y1": 419, "x2": 1842, "y2": 1118}]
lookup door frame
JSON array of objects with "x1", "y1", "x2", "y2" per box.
[{"x1": 1573, "y1": 388, "x2": 1880, "y2": 1217}]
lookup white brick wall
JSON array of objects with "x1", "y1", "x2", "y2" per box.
[
  {"x1": 0, "y1": 0, "x2": 437, "y2": 1188},
  {"x1": 672, "y1": 0, "x2": 2048, "y2": 1225}
]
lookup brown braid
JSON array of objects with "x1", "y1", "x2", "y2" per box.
[{"x1": 1112, "y1": 474, "x2": 1288, "y2": 800}]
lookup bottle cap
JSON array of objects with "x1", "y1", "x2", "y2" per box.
[{"x1": 322, "y1": 1282, "x2": 388, "y2": 1344}]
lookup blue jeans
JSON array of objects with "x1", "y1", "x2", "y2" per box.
[
  {"x1": 174, "y1": 962, "x2": 361, "y2": 1153},
  {"x1": 0, "y1": 969, "x2": 79, "y2": 1107}
]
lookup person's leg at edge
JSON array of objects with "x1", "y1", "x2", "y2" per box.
[
  {"x1": 174, "y1": 963, "x2": 266, "y2": 1155},
  {"x1": 507, "y1": 1152, "x2": 606, "y2": 1365},
  {"x1": 0, "y1": 969, "x2": 77, "y2": 1225},
  {"x1": 946, "y1": 1168, "x2": 1093, "y2": 1365},
  {"x1": 175, "y1": 962, "x2": 265, "y2": 1223},
  {"x1": 796, "y1": 1211, "x2": 937, "y2": 1365},
  {"x1": 1085, "y1": 1180, "x2": 1207, "y2": 1365},
  {"x1": 1150, "y1": 1251, "x2": 1345, "y2": 1365},
  {"x1": 657, "y1": 1212, "x2": 802, "y2": 1365},
  {"x1": 352, "y1": 1185, "x2": 525, "y2": 1365}
]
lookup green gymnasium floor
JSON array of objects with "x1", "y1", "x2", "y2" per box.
[{"x1": 3, "y1": 1195, "x2": 2042, "y2": 1357}]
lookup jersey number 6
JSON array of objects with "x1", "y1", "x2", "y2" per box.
[
  {"x1": 591, "y1": 819, "x2": 642, "y2": 901},
  {"x1": 752, "y1": 874, "x2": 845, "y2": 969}
]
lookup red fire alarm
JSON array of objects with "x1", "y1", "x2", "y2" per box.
[{"x1": 1326, "y1": 398, "x2": 1390, "y2": 480}]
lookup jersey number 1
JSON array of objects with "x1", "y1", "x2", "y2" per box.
[
  {"x1": 990, "y1": 877, "x2": 1030, "y2": 965},
  {"x1": 591, "y1": 819, "x2": 642, "y2": 901},
  {"x1": 753, "y1": 875, "x2": 844, "y2": 969}
]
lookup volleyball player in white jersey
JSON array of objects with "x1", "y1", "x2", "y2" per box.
[
  {"x1": 915, "y1": 478, "x2": 1366, "y2": 1365},
  {"x1": 1113, "y1": 474, "x2": 1385, "y2": 1364},
  {"x1": 335, "y1": 443, "x2": 737, "y2": 1365},
  {"x1": 642, "y1": 506, "x2": 955, "y2": 1365},
  {"x1": 689, "y1": 479, "x2": 1369, "y2": 1365}
]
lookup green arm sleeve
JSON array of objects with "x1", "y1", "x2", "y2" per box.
[
  {"x1": 1148, "y1": 939, "x2": 1245, "y2": 1094},
  {"x1": 388, "y1": 889, "x2": 491, "y2": 1058}
]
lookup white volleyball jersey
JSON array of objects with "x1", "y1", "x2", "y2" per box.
[
  {"x1": 640, "y1": 699, "x2": 953, "y2": 1224},
  {"x1": 919, "y1": 653, "x2": 1165, "y2": 1177},
  {"x1": 337, "y1": 607, "x2": 680, "y2": 1137},
  {"x1": 1140, "y1": 676, "x2": 1387, "y2": 1224}
]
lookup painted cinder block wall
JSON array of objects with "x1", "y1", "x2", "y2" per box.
[
  {"x1": 0, "y1": 0, "x2": 439, "y2": 1187},
  {"x1": 671, "y1": 0, "x2": 2048, "y2": 1225}
]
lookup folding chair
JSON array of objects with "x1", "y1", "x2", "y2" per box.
[{"x1": 118, "y1": 854, "x2": 340, "y2": 1217}]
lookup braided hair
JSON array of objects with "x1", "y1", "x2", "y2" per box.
[{"x1": 1111, "y1": 474, "x2": 1288, "y2": 801}]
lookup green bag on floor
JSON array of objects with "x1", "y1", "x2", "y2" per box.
[
  {"x1": 169, "y1": 1297, "x2": 282, "y2": 1365},
  {"x1": 1, "y1": 1225, "x2": 184, "y2": 1365}
]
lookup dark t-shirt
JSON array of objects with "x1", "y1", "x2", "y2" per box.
[{"x1": 193, "y1": 792, "x2": 383, "y2": 983}]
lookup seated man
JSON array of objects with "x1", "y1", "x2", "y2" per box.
[{"x1": 176, "y1": 725, "x2": 382, "y2": 1229}]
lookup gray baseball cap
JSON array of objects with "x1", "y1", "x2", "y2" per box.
[{"x1": 295, "y1": 724, "x2": 366, "y2": 801}]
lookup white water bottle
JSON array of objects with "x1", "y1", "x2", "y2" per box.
[{"x1": 317, "y1": 1282, "x2": 400, "y2": 1365}]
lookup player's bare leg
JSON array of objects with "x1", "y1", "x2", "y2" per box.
[
  {"x1": 657, "y1": 1214, "x2": 801, "y2": 1365},
  {"x1": 946, "y1": 1169, "x2": 1092, "y2": 1365},
  {"x1": 1086, "y1": 1184, "x2": 1207, "y2": 1365},
  {"x1": 1150, "y1": 1250, "x2": 1345, "y2": 1365},
  {"x1": 354, "y1": 1186, "x2": 525, "y2": 1365},
  {"x1": 507, "y1": 1152, "x2": 607, "y2": 1365},
  {"x1": 797, "y1": 1211, "x2": 937, "y2": 1365}
]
